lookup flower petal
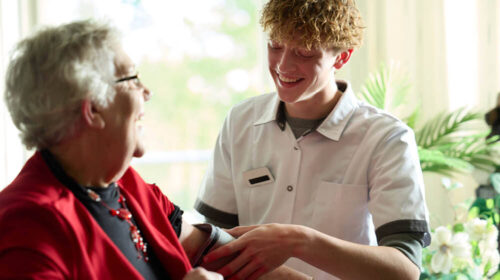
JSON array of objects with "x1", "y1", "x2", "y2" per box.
[
  {"x1": 431, "y1": 251, "x2": 453, "y2": 274},
  {"x1": 435, "y1": 226, "x2": 452, "y2": 244},
  {"x1": 450, "y1": 233, "x2": 471, "y2": 258}
]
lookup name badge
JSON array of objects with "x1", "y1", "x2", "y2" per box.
[{"x1": 243, "y1": 167, "x2": 274, "y2": 187}]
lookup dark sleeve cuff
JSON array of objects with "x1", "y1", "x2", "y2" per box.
[
  {"x1": 376, "y1": 219, "x2": 431, "y2": 247},
  {"x1": 194, "y1": 199, "x2": 239, "y2": 228},
  {"x1": 168, "y1": 204, "x2": 184, "y2": 237}
]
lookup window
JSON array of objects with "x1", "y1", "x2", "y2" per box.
[
  {"x1": 444, "y1": 0, "x2": 478, "y2": 110},
  {"x1": 0, "y1": 0, "x2": 31, "y2": 189},
  {"x1": 2, "y1": 0, "x2": 272, "y2": 211}
]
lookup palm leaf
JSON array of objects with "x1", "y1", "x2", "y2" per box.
[
  {"x1": 358, "y1": 62, "x2": 411, "y2": 111},
  {"x1": 420, "y1": 132, "x2": 500, "y2": 173},
  {"x1": 415, "y1": 108, "x2": 481, "y2": 148},
  {"x1": 359, "y1": 63, "x2": 499, "y2": 176},
  {"x1": 443, "y1": 134, "x2": 500, "y2": 171},
  {"x1": 359, "y1": 70, "x2": 386, "y2": 109},
  {"x1": 403, "y1": 107, "x2": 420, "y2": 130},
  {"x1": 418, "y1": 147, "x2": 474, "y2": 174}
]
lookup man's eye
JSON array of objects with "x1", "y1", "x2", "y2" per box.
[{"x1": 297, "y1": 49, "x2": 315, "y2": 57}]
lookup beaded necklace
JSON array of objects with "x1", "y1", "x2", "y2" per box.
[{"x1": 86, "y1": 187, "x2": 149, "y2": 262}]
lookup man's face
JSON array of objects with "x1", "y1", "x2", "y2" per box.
[{"x1": 267, "y1": 38, "x2": 338, "y2": 106}]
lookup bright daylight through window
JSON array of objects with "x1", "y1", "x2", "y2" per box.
[{"x1": 13, "y1": 0, "x2": 272, "y2": 210}]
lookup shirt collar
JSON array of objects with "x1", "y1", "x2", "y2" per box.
[
  {"x1": 316, "y1": 80, "x2": 359, "y2": 141},
  {"x1": 252, "y1": 80, "x2": 359, "y2": 140},
  {"x1": 253, "y1": 93, "x2": 282, "y2": 126}
]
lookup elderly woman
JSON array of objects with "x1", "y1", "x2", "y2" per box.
[
  {"x1": 0, "y1": 20, "x2": 223, "y2": 280},
  {"x1": 0, "y1": 20, "x2": 312, "y2": 280}
]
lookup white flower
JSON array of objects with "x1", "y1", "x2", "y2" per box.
[
  {"x1": 465, "y1": 218, "x2": 487, "y2": 241},
  {"x1": 479, "y1": 228, "x2": 499, "y2": 252},
  {"x1": 465, "y1": 218, "x2": 497, "y2": 242},
  {"x1": 478, "y1": 228, "x2": 500, "y2": 277},
  {"x1": 480, "y1": 246, "x2": 500, "y2": 277},
  {"x1": 429, "y1": 226, "x2": 471, "y2": 274},
  {"x1": 486, "y1": 224, "x2": 499, "y2": 243}
]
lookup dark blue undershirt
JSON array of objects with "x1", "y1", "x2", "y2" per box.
[
  {"x1": 40, "y1": 150, "x2": 171, "y2": 280},
  {"x1": 86, "y1": 185, "x2": 169, "y2": 279}
]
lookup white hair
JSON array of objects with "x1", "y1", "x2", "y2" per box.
[{"x1": 4, "y1": 19, "x2": 121, "y2": 149}]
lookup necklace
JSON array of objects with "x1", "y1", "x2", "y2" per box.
[{"x1": 86, "y1": 187, "x2": 149, "y2": 262}]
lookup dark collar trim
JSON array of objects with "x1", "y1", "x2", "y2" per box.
[{"x1": 276, "y1": 101, "x2": 286, "y2": 131}]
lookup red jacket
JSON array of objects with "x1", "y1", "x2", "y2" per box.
[{"x1": 0, "y1": 152, "x2": 192, "y2": 279}]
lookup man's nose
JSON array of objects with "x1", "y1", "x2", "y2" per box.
[{"x1": 277, "y1": 49, "x2": 296, "y2": 73}]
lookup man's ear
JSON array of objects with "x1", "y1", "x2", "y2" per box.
[
  {"x1": 334, "y1": 49, "x2": 354, "y2": 69},
  {"x1": 81, "y1": 99, "x2": 105, "y2": 129}
]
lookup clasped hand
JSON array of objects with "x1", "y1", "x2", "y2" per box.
[{"x1": 202, "y1": 224, "x2": 304, "y2": 280}]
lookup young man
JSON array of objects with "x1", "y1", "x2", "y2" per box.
[{"x1": 196, "y1": 0, "x2": 430, "y2": 279}]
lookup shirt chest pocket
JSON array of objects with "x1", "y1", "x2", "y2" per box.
[
  {"x1": 312, "y1": 181, "x2": 370, "y2": 240},
  {"x1": 245, "y1": 181, "x2": 279, "y2": 224}
]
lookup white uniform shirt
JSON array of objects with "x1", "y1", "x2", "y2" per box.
[{"x1": 196, "y1": 81, "x2": 430, "y2": 279}]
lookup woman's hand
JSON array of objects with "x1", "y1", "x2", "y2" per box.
[
  {"x1": 183, "y1": 267, "x2": 223, "y2": 280},
  {"x1": 203, "y1": 224, "x2": 307, "y2": 280}
]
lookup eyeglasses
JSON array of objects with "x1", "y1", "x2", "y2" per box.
[{"x1": 115, "y1": 74, "x2": 141, "y2": 86}]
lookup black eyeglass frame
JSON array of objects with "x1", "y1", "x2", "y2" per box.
[{"x1": 115, "y1": 74, "x2": 140, "y2": 84}]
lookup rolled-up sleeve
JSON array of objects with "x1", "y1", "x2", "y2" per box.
[
  {"x1": 367, "y1": 125, "x2": 431, "y2": 246},
  {"x1": 195, "y1": 112, "x2": 239, "y2": 227}
]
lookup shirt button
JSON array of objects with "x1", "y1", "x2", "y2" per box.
[
  {"x1": 287, "y1": 185, "x2": 293, "y2": 192},
  {"x1": 294, "y1": 146, "x2": 299, "y2": 150}
]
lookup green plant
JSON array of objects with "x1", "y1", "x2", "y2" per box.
[
  {"x1": 419, "y1": 217, "x2": 499, "y2": 279},
  {"x1": 418, "y1": 178, "x2": 499, "y2": 279},
  {"x1": 358, "y1": 63, "x2": 500, "y2": 279},
  {"x1": 357, "y1": 63, "x2": 500, "y2": 176},
  {"x1": 470, "y1": 173, "x2": 500, "y2": 227}
]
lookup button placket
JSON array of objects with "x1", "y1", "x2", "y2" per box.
[{"x1": 289, "y1": 142, "x2": 301, "y2": 194}]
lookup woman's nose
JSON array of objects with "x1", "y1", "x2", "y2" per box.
[{"x1": 142, "y1": 85, "x2": 152, "y2": 101}]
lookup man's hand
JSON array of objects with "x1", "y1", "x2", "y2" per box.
[
  {"x1": 183, "y1": 268, "x2": 223, "y2": 280},
  {"x1": 203, "y1": 224, "x2": 305, "y2": 280}
]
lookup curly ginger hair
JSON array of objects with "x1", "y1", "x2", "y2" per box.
[{"x1": 260, "y1": 0, "x2": 364, "y2": 50}]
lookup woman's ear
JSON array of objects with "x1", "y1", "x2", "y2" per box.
[
  {"x1": 81, "y1": 99, "x2": 105, "y2": 129},
  {"x1": 334, "y1": 49, "x2": 354, "y2": 69}
]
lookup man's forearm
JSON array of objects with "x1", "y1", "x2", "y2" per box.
[
  {"x1": 296, "y1": 226, "x2": 420, "y2": 280},
  {"x1": 203, "y1": 223, "x2": 421, "y2": 279}
]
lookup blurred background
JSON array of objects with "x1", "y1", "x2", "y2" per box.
[{"x1": 1, "y1": 0, "x2": 500, "y2": 229}]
